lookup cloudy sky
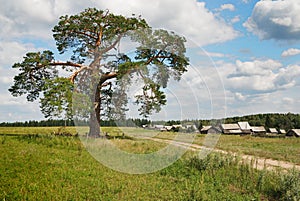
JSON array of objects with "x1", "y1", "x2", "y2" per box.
[{"x1": 0, "y1": 0, "x2": 300, "y2": 122}]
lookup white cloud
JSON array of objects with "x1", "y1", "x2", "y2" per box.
[
  {"x1": 0, "y1": 41, "x2": 39, "y2": 67},
  {"x1": 0, "y1": 0, "x2": 239, "y2": 46},
  {"x1": 244, "y1": 0, "x2": 300, "y2": 40},
  {"x1": 198, "y1": 50, "x2": 228, "y2": 58},
  {"x1": 234, "y1": 59, "x2": 282, "y2": 77},
  {"x1": 224, "y1": 59, "x2": 300, "y2": 92},
  {"x1": 231, "y1": 16, "x2": 240, "y2": 24},
  {"x1": 275, "y1": 65, "x2": 300, "y2": 89},
  {"x1": 219, "y1": 4, "x2": 235, "y2": 12},
  {"x1": 234, "y1": 92, "x2": 247, "y2": 101},
  {"x1": 282, "y1": 97, "x2": 294, "y2": 105},
  {"x1": 282, "y1": 48, "x2": 300, "y2": 57}
]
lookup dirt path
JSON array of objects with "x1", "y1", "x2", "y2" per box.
[{"x1": 145, "y1": 137, "x2": 300, "y2": 171}]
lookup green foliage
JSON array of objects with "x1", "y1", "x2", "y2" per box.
[
  {"x1": 277, "y1": 170, "x2": 300, "y2": 201},
  {"x1": 9, "y1": 8, "x2": 189, "y2": 127},
  {"x1": 53, "y1": 8, "x2": 148, "y2": 62},
  {"x1": 135, "y1": 82, "x2": 167, "y2": 117},
  {"x1": 9, "y1": 51, "x2": 58, "y2": 101},
  {"x1": 40, "y1": 77, "x2": 74, "y2": 119}
]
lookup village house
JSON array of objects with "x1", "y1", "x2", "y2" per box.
[
  {"x1": 268, "y1": 128, "x2": 278, "y2": 134},
  {"x1": 238, "y1": 122, "x2": 252, "y2": 134},
  {"x1": 220, "y1": 123, "x2": 243, "y2": 135},
  {"x1": 251, "y1": 126, "x2": 267, "y2": 135},
  {"x1": 200, "y1": 125, "x2": 221, "y2": 134},
  {"x1": 286, "y1": 129, "x2": 300, "y2": 137},
  {"x1": 279, "y1": 129, "x2": 287, "y2": 134}
]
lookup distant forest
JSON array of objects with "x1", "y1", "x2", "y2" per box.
[
  {"x1": 1, "y1": 113, "x2": 299, "y2": 131},
  {"x1": 0, "y1": 119, "x2": 151, "y2": 128}
]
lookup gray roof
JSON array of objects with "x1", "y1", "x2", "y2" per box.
[
  {"x1": 287, "y1": 129, "x2": 300, "y2": 137},
  {"x1": 201, "y1": 125, "x2": 212, "y2": 131},
  {"x1": 238, "y1": 122, "x2": 252, "y2": 130},
  {"x1": 221, "y1": 124, "x2": 240, "y2": 130},
  {"x1": 252, "y1": 126, "x2": 266, "y2": 132},
  {"x1": 279, "y1": 129, "x2": 286, "y2": 134},
  {"x1": 269, "y1": 128, "x2": 278, "y2": 133}
]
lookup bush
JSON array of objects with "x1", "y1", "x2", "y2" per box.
[
  {"x1": 188, "y1": 153, "x2": 237, "y2": 172},
  {"x1": 277, "y1": 169, "x2": 300, "y2": 201}
]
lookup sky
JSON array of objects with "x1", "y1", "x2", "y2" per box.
[{"x1": 0, "y1": 0, "x2": 300, "y2": 122}]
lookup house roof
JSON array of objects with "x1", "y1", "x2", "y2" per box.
[
  {"x1": 269, "y1": 128, "x2": 278, "y2": 133},
  {"x1": 252, "y1": 126, "x2": 266, "y2": 132},
  {"x1": 165, "y1": 126, "x2": 173, "y2": 130},
  {"x1": 238, "y1": 122, "x2": 252, "y2": 130},
  {"x1": 228, "y1": 129, "x2": 243, "y2": 134},
  {"x1": 287, "y1": 129, "x2": 300, "y2": 137},
  {"x1": 221, "y1": 124, "x2": 240, "y2": 130},
  {"x1": 201, "y1": 125, "x2": 212, "y2": 131},
  {"x1": 279, "y1": 129, "x2": 286, "y2": 134},
  {"x1": 154, "y1": 125, "x2": 164, "y2": 129}
]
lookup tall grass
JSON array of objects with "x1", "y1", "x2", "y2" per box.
[
  {"x1": 1, "y1": 134, "x2": 299, "y2": 200},
  {"x1": 155, "y1": 132, "x2": 300, "y2": 165}
]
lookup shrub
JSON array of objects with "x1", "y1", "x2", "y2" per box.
[
  {"x1": 277, "y1": 169, "x2": 300, "y2": 201},
  {"x1": 188, "y1": 153, "x2": 237, "y2": 172}
]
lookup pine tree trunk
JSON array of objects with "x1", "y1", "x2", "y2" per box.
[
  {"x1": 89, "y1": 110, "x2": 100, "y2": 137},
  {"x1": 88, "y1": 82, "x2": 101, "y2": 137}
]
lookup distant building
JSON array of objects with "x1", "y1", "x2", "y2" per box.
[
  {"x1": 279, "y1": 129, "x2": 286, "y2": 134},
  {"x1": 268, "y1": 128, "x2": 278, "y2": 134},
  {"x1": 221, "y1": 124, "x2": 242, "y2": 135},
  {"x1": 200, "y1": 126, "x2": 221, "y2": 134},
  {"x1": 164, "y1": 126, "x2": 173, "y2": 131},
  {"x1": 238, "y1": 122, "x2": 252, "y2": 134},
  {"x1": 286, "y1": 129, "x2": 300, "y2": 137},
  {"x1": 251, "y1": 126, "x2": 266, "y2": 135}
]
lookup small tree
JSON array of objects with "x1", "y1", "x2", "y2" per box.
[{"x1": 9, "y1": 8, "x2": 189, "y2": 137}]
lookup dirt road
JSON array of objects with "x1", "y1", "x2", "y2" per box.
[{"x1": 146, "y1": 137, "x2": 300, "y2": 171}]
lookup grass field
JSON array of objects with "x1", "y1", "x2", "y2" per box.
[
  {"x1": 0, "y1": 127, "x2": 300, "y2": 200},
  {"x1": 155, "y1": 132, "x2": 300, "y2": 165}
]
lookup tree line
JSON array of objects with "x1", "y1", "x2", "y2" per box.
[
  {"x1": 0, "y1": 118, "x2": 151, "y2": 128},
  {"x1": 1, "y1": 113, "x2": 299, "y2": 130}
]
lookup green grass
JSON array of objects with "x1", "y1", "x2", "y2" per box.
[
  {"x1": 216, "y1": 135, "x2": 300, "y2": 164},
  {"x1": 0, "y1": 132, "x2": 299, "y2": 200},
  {"x1": 154, "y1": 132, "x2": 300, "y2": 165}
]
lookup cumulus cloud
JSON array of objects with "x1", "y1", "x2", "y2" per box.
[
  {"x1": 231, "y1": 16, "x2": 240, "y2": 24},
  {"x1": 226, "y1": 59, "x2": 300, "y2": 92},
  {"x1": 281, "y1": 48, "x2": 300, "y2": 57},
  {"x1": 0, "y1": 41, "x2": 39, "y2": 67},
  {"x1": 275, "y1": 65, "x2": 300, "y2": 89},
  {"x1": 234, "y1": 92, "x2": 247, "y2": 101},
  {"x1": 219, "y1": 4, "x2": 235, "y2": 12},
  {"x1": 0, "y1": 0, "x2": 239, "y2": 46},
  {"x1": 244, "y1": 0, "x2": 300, "y2": 40},
  {"x1": 233, "y1": 59, "x2": 282, "y2": 77}
]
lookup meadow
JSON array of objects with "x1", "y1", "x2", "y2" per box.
[
  {"x1": 0, "y1": 127, "x2": 300, "y2": 200},
  {"x1": 155, "y1": 132, "x2": 300, "y2": 165}
]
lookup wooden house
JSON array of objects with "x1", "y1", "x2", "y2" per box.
[
  {"x1": 238, "y1": 122, "x2": 252, "y2": 134},
  {"x1": 221, "y1": 124, "x2": 242, "y2": 135},
  {"x1": 251, "y1": 126, "x2": 266, "y2": 135},
  {"x1": 286, "y1": 129, "x2": 300, "y2": 137},
  {"x1": 200, "y1": 126, "x2": 221, "y2": 134},
  {"x1": 268, "y1": 128, "x2": 278, "y2": 134},
  {"x1": 279, "y1": 129, "x2": 286, "y2": 134}
]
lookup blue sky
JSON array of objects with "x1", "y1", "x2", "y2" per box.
[{"x1": 0, "y1": 0, "x2": 299, "y2": 122}]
